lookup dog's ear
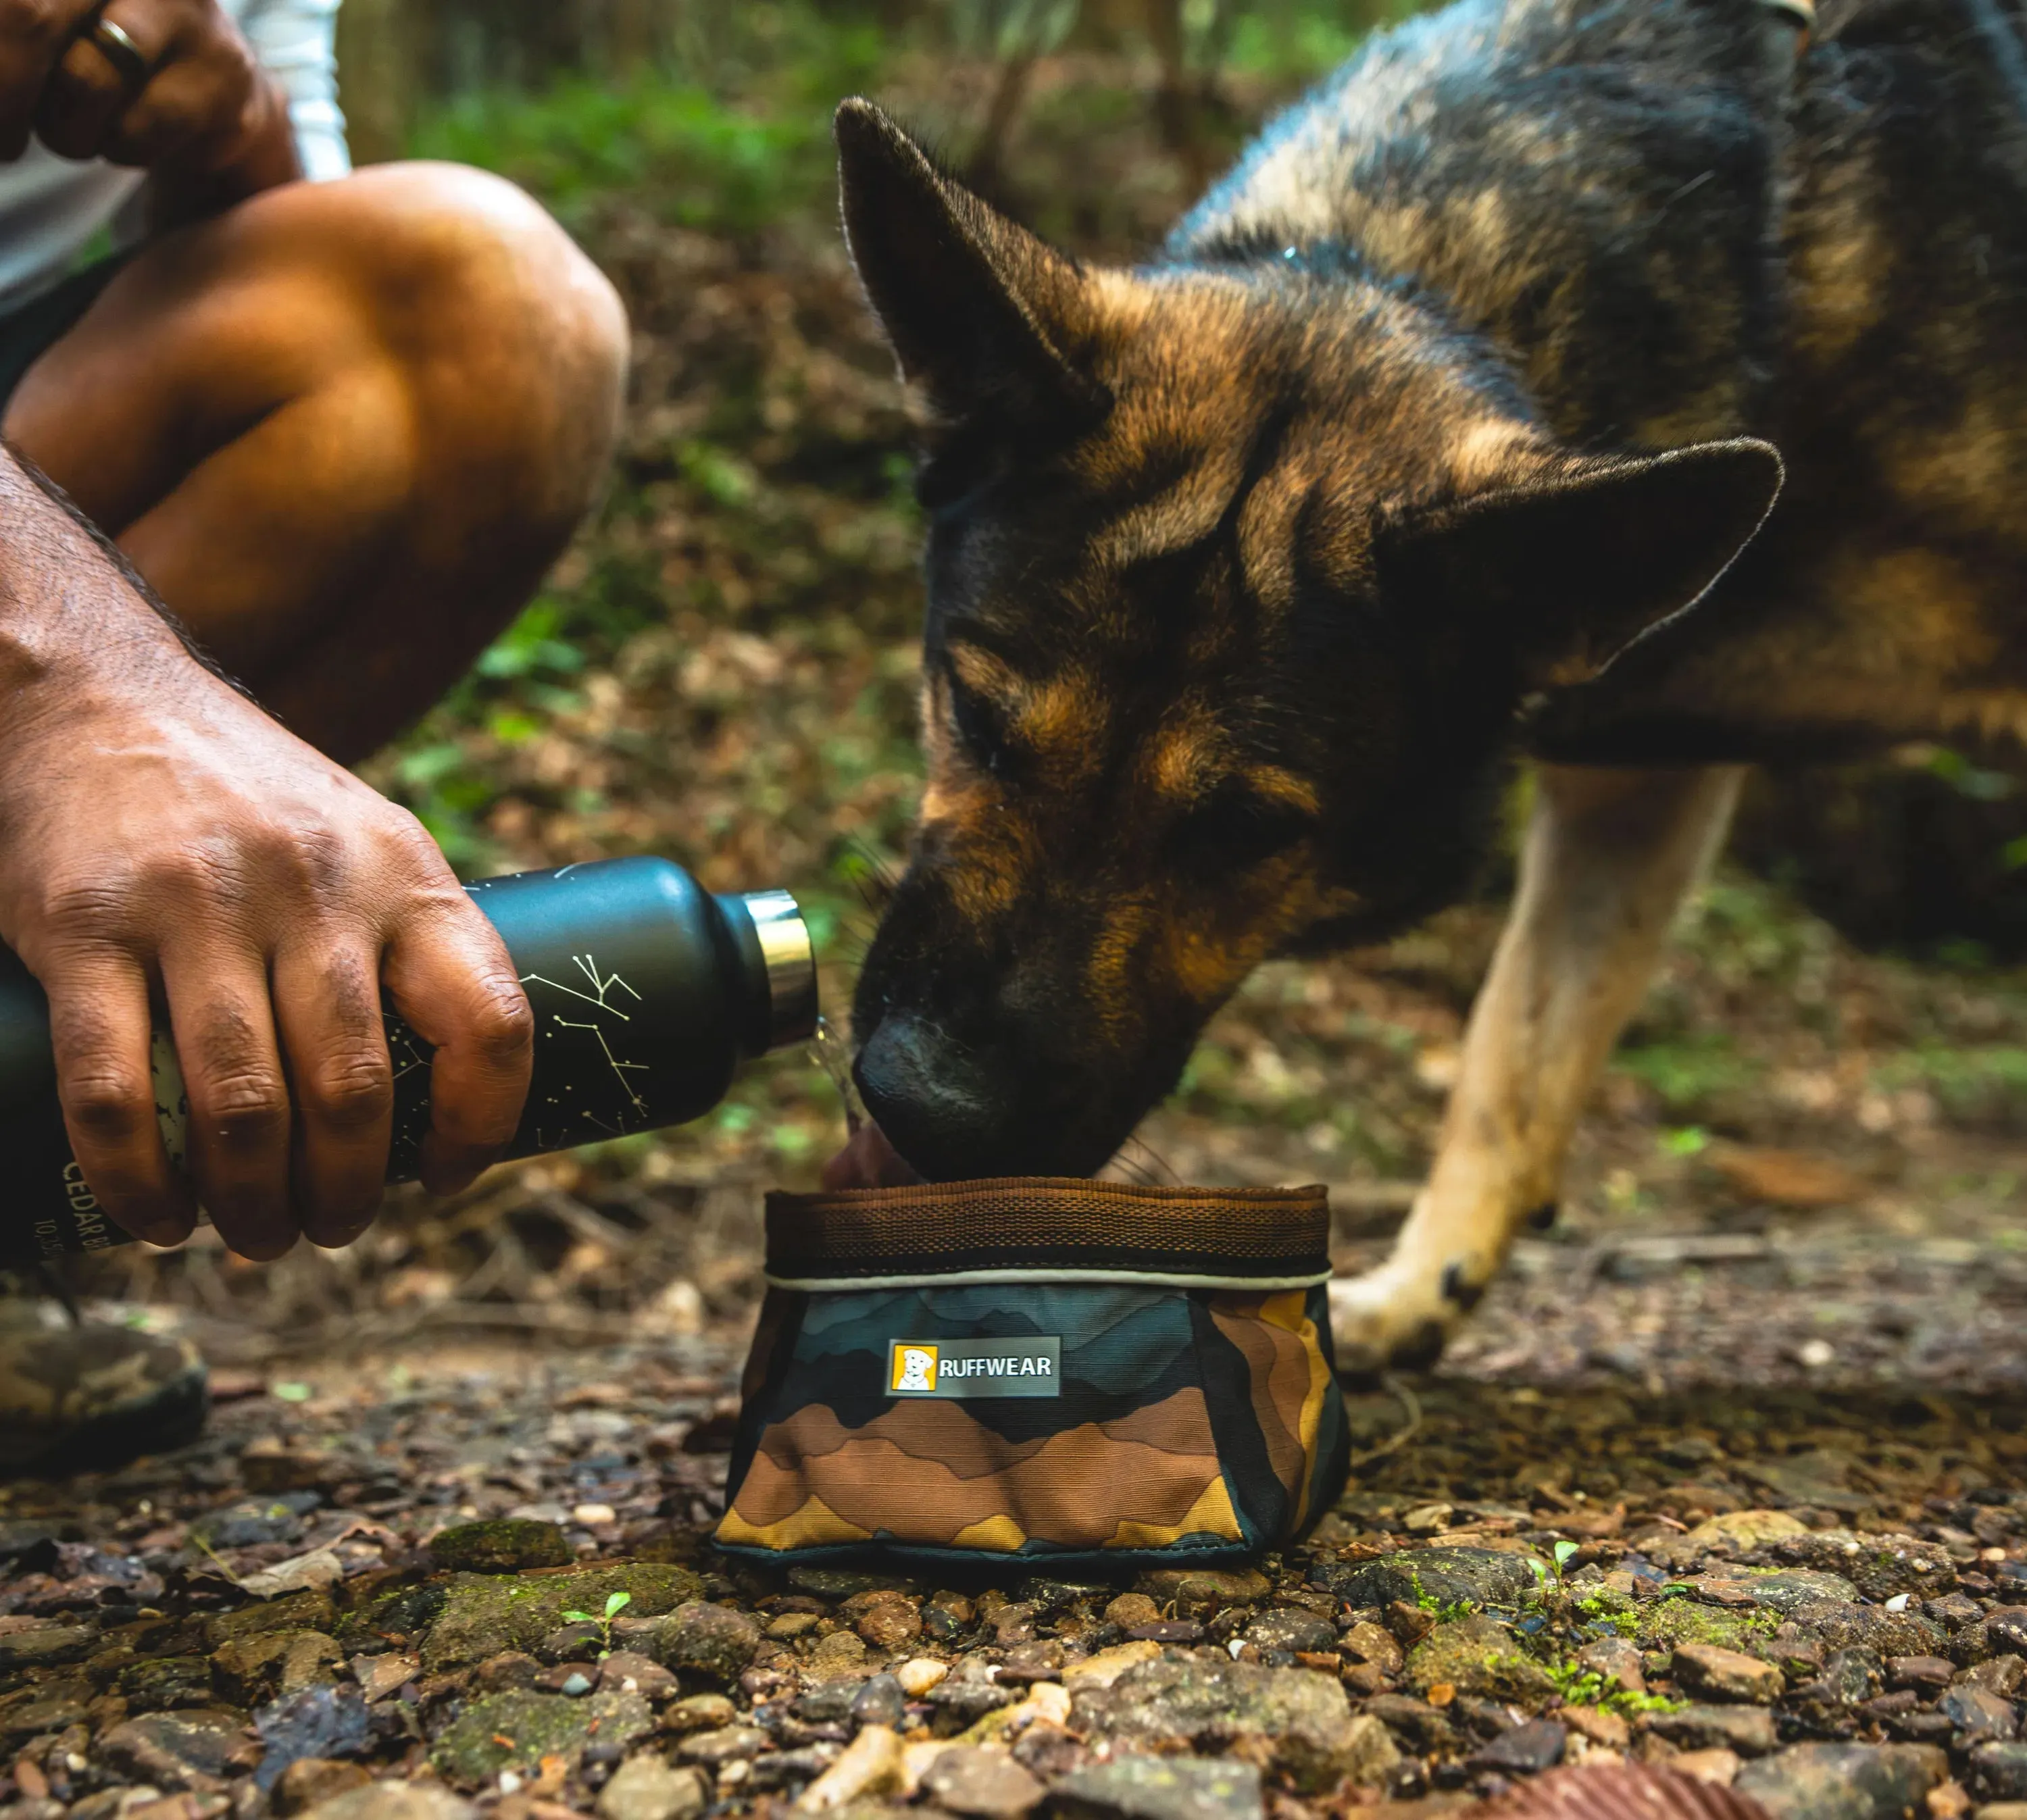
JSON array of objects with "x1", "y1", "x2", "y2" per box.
[
  {"x1": 834, "y1": 98, "x2": 1105, "y2": 435},
  {"x1": 1380, "y1": 438, "x2": 1784, "y2": 684}
]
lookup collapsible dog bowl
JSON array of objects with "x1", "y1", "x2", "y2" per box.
[{"x1": 714, "y1": 1178, "x2": 1351, "y2": 1569}]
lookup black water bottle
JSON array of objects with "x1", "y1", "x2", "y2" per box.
[{"x1": 0, "y1": 856, "x2": 819, "y2": 1263}]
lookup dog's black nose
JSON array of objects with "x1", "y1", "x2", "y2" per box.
[{"x1": 853, "y1": 1015, "x2": 1026, "y2": 1181}]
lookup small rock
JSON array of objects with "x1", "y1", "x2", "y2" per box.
[
  {"x1": 807, "y1": 1630, "x2": 871, "y2": 1677},
  {"x1": 674, "y1": 1726, "x2": 768, "y2": 1769},
  {"x1": 1888, "y1": 1656, "x2": 1956, "y2": 1691},
  {"x1": 1338, "y1": 1621, "x2": 1403, "y2": 1676},
  {"x1": 422, "y1": 1567, "x2": 701, "y2": 1674},
  {"x1": 1973, "y1": 1744, "x2": 2027, "y2": 1801},
  {"x1": 1968, "y1": 1658, "x2": 2027, "y2": 1699},
  {"x1": 746, "y1": 1746, "x2": 842, "y2": 1793},
  {"x1": 1051, "y1": 1754, "x2": 1264, "y2": 1820},
  {"x1": 1134, "y1": 1571, "x2": 1270, "y2": 1619},
  {"x1": 1576, "y1": 1636, "x2": 1647, "y2": 1695},
  {"x1": 1062, "y1": 1643, "x2": 1163, "y2": 1690},
  {"x1": 595, "y1": 1756, "x2": 707, "y2": 1820},
  {"x1": 655, "y1": 1603, "x2": 764, "y2": 1683},
  {"x1": 1106, "y1": 1596, "x2": 1163, "y2": 1630},
  {"x1": 1405, "y1": 1616, "x2": 1555, "y2": 1704},
  {"x1": 928, "y1": 1659, "x2": 1022, "y2": 1731},
  {"x1": 794, "y1": 1724, "x2": 903, "y2": 1812},
  {"x1": 96, "y1": 1712, "x2": 252, "y2": 1792},
  {"x1": 425, "y1": 1520, "x2": 575, "y2": 1574},
  {"x1": 855, "y1": 1603, "x2": 921, "y2": 1653},
  {"x1": 895, "y1": 1659, "x2": 948, "y2": 1697},
  {"x1": 598, "y1": 1651, "x2": 679, "y2": 1702},
  {"x1": 1689, "y1": 1511, "x2": 1812, "y2": 1550},
  {"x1": 1243, "y1": 1611, "x2": 1336, "y2": 1656},
  {"x1": 662, "y1": 1694, "x2": 737, "y2": 1735},
  {"x1": 353, "y1": 1654, "x2": 418, "y2": 1704},
  {"x1": 1560, "y1": 1706, "x2": 1631, "y2": 1751},
  {"x1": 1791, "y1": 1601, "x2": 1949, "y2": 1659},
  {"x1": 0, "y1": 1625, "x2": 98, "y2": 1667},
  {"x1": 1976, "y1": 1806, "x2": 2027, "y2": 1820},
  {"x1": 1708, "y1": 1571, "x2": 1861, "y2": 1616},
  {"x1": 851, "y1": 1675, "x2": 906, "y2": 1729},
  {"x1": 253, "y1": 1685, "x2": 372, "y2": 1792},
  {"x1": 1647, "y1": 1704, "x2": 1779, "y2": 1757},
  {"x1": 1674, "y1": 1644, "x2": 1786, "y2": 1704},
  {"x1": 1363, "y1": 1694, "x2": 1459, "y2": 1754},
  {"x1": 430, "y1": 1690, "x2": 652, "y2": 1784},
  {"x1": 296, "y1": 1783, "x2": 476, "y2": 1820},
  {"x1": 767, "y1": 1613, "x2": 819, "y2": 1640},
  {"x1": 1942, "y1": 1685, "x2": 2020, "y2": 1744},
  {"x1": 1734, "y1": 1742, "x2": 1947, "y2": 1819},
  {"x1": 272, "y1": 1761, "x2": 373, "y2": 1817},
  {"x1": 471, "y1": 1651, "x2": 541, "y2": 1693},
  {"x1": 1316, "y1": 1548, "x2": 1538, "y2": 1612},
  {"x1": 920, "y1": 1746, "x2": 1046, "y2": 1819},
  {"x1": 1674, "y1": 1749, "x2": 1743, "y2": 1786},
  {"x1": 1467, "y1": 1719, "x2": 1566, "y2": 1774},
  {"x1": 999, "y1": 1640, "x2": 1065, "y2": 1684}
]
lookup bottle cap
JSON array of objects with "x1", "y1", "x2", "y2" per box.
[{"x1": 737, "y1": 890, "x2": 819, "y2": 1051}]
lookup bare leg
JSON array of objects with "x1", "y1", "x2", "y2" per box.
[
  {"x1": 5, "y1": 161, "x2": 628, "y2": 763},
  {"x1": 1330, "y1": 762, "x2": 1747, "y2": 1371}
]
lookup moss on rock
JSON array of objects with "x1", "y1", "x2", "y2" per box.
[
  {"x1": 422, "y1": 1565, "x2": 703, "y2": 1673},
  {"x1": 426, "y1": 1519, "x2": 574, "y2": 1574},
  {"x1": 1405, "y1": 1615, "x2": 1556, "y2": 1705},
  {"x1": 431, "y1": 1688, "x2": 651, "y2": 1784}
]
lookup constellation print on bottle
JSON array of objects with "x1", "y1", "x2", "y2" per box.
[{"x1": 520, "y1": 955, "x2": 654, "y2": 1144}]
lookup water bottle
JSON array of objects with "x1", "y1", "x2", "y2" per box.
[{"x1": 0, "y1": 856, "x2": 818, "y2": 1263}]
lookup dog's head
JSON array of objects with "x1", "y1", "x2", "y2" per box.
[{"x1": 837, "y1": 101, "x2": 1780, "y2": 1180}]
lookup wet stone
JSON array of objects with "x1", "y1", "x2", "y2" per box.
[
  {"x1": 1940, "y1": 1683, "x2": 2019, "y2": 1744},
  {"x1": 1735, "y1": 1742, "x2": 1947, "y2": 1820},
  {"x1": 295, "y1": 1784, "x2": 476, "y2": 1820},
  {"x1": 1051, "y1": 1754, "x2": 1264, "y2": 1820},
  {"x1": 664, "y1": 1692, "x2": 737, "y2": 1734},
  {"x1": 119, "y1": 1657, "x2": 216, "y2": 1711},
  {"x1": 1972, "y1": 1742, "x2": 2027, "y2": 1801},
  {"x1": 1242, "y1": 1611, "x2": 1336, "y2": 1656},
  {"x1": 1789, "y1": 1601, "x2": 1948, "y2": 1659},
  {"x1": 0, "y1": 1625, "x2": 98, "y2": 1668},
  {"x1": 745, "y1": 1745, "x2": 841, "y2": 1792},
  {"x1": 597, "y1": 1650, "x2": 678, "y2": 1702},
  {"x1": 674, "y1": 1725, "x2": 768, "y2": 1769},
  {"x1": 653, "y1": 1602, "x2": 764, "y2": 1683},
  {"x1": 1673, "y1": 1642, "x2": 1785, "y2": 1703},
  {"x1": 1363, "y1": 1694, "x2": 1458, "y2": 1754},
  {"x1": 1339, "y1": 1621, "x2": 1403, "y2": 1676},
  {"x1": 430, "y1": 1690, "x2": 652, "y2": 1785},
  {"x1": 252, "y1": 1686, "x2": 372, "y2": 1792},
  {"x1": 849, "y1": 1674, "x2": 905, "y2": 1729},
  {"x1": 1405, "y1": 1615, "x2": 1555, "y2": 1704},
  {"x1": 593, "y1": 1756, "x2": 707, "y2": 1820},
  {"x1": 1886, "y1": 1655, "x2": 1955, "y2": 1691},
  {"x1": 1071, "y1": 1654, "x2": 1395, "y2": 1792},
  {"x1": 926, "y1": 1660, "x2": 1020, "y2": 1732},
  {"x1": 96, "y1": 1711, "x2": 253, "y2": 1792},
  {"x1": 918, "y1": 1746, "x2": 1046, "y2": 1820},
  {"x1": 270, "y1": 1759, "x2": 372, "y2": 1817},
  {"x1": 424, "y1": 1519, "x2": 574, "y2": 1574},
  {"x1": 1316, "y1": 1548, "x2": 1539, "y2": 1612},
  {"x1": 1466, "y1": 1718, "x2": 1566, "y2": 1775},
  {"x1": 421, "y1": 1568, "x2": 701, "y2": 1673},
  {"x1": 1646, "y1": 1704, "x2": 1779, "y2": 1757},
  {"x1": 1968, "y1": 1657, "x2": 2027, "y2": 1698},
  {"x1": 1576, "y1": 1636, "x2": 1646, "y2": 1694},
  {"x1": 1712, "y1": 1571, "x2": 1858, "y2": 1615}
]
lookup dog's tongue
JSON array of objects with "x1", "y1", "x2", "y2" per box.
[{"x1": 822, "y1": 1120, "x2": 924, "y2": 1191}]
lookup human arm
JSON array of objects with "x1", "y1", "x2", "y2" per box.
[{"x1": 0, "y1": 446, "x2": 534, "y2": 1257}]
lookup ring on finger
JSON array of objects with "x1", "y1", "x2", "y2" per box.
[{"x1": 85, "y1": 14, "x2": 153, "y2": 90}]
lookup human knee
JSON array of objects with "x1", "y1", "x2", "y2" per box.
[{"x1": 303, "y1": 162, "x2": 628, "y2": 528}]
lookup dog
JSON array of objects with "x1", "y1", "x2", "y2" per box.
[{"x1": 833, "y1": 0, "x2": 2027, "y2": 1370}]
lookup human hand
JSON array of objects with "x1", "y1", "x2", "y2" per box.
[
  {"x1": 0, "y1": 461, "x2": 533, "y2": 1259},
  {"x1": 0, "y1": 0, "x2": 295, "y2": 191}
]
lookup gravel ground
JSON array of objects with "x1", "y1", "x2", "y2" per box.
[{"x1": 0, "y1": 1298, "x2": 2018, "y2": 1820}]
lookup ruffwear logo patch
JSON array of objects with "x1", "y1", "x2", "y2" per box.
[{"x1": 886, "y1": 1336, "x2": 1061, "y2": 1399}]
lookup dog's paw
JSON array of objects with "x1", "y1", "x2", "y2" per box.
[{"x1": 1329, "y1": 1266, "x2": 1457, "y2": 1376}]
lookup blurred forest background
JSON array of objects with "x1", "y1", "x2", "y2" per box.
[{"x1": 79, "y1": 0, "x2": 2027, "y2": 1382}]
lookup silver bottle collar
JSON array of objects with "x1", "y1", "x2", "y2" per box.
[{"x1": 738, "y1": 889, "x2": 818, "y2": 1051}]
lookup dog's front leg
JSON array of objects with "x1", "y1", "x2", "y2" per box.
[{"x1": 1330, "y1": 762, "x2": 1747, "y2": 1371}]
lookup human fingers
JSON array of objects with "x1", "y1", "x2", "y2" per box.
[
  {"x1": 161, "y1": 943, "x2": 295, "y2": 1260},
  {"x1": 272, "y1": 932, "x2": 393, "y2": 1248},
  {"x1": 382, "y1": 891, "x2": 532, "y2": 1197},
  {"x1": 0, "y1": 0, "x2": 102, "y2": 159},
  {"x1": 43, "y1": 944, "x2": 195, "y2": 1246},
  {"x1": 99, "y1": 11, "x2": 253, "y2": 169},
  {"x1": 32, "y1": 11, "x2": 138, "y2": 160}
]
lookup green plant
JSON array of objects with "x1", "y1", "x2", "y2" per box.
[{"x1": 561, "y1": 1589, "x2": 634, "y2": 1657}]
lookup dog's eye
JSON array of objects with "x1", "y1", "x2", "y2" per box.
[
  {"x1": 1171, "y1": 788, "x2": 1315, "y2": 871},
  {"x1": 946, "y1": 673, "x2": 1016, "y2": 777}
]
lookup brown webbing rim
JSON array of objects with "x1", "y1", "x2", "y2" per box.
[{"x1": 764, "y1": 1177, "x2": 1330, "y2": 1283}]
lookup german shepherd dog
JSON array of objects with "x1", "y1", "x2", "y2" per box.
[{"x1": 834, "y1": 0, "x2": 2027, "y2": 1369}]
